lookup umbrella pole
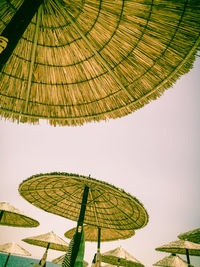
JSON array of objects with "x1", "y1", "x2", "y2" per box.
[
  {"x1": 0, "y1": 210, "x2": 4, "y2": 221},
  {"x1": 39, "y1": 242, "x2": 50, "y2": 267},
  {"x1": 97, "y1": 227, "x2": 101, "y2": 253},
  {"x1": 4, "y1": 253, "x2": 10, "y2": 267},
  {"x1": 186, "y1": 248, "x2": 191, "y2": 266}
]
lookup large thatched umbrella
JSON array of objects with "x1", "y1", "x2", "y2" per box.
[
  {"x1": 0, "y1": 242, "x2": 31, "y2": 267},
  {"x1": 19, "y1": 172, "x2": 148, "y2": 266},
  {"x1": 101, "y1": 246, "x2": 144, "y2": 267},
  {"x1": 178, "y1": 228, "x2": 200, "y2": 244},
  {"x1": 155, "y1": 240, "x2": 200, "y2": 266},
  {"x1": 22, "y1": 231, "x2": 69, "y2": 266},
  {"x1": 52, "y1": 253, "x2": 88, "y2": 267},
  {"x1": 0, "y1": 0, "x2": 200, "y2": 126},
  {"x1": 0, "y1": 202, "x2": 39, "y2": 227},
  {"x1": 153, "y1": 253, "x2": 189, "y2": 267}
]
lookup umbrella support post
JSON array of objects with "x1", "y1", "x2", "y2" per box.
[
  {"x1": 186, "y1": 249, "x2": 191, "y2": 266},
  {"x1": 39, "y1": 243, "x2": 50, "y2": 267},
  {"x1": 0, "y1": 210, "x2": 4, "y2": 221},
  {"x1": 4, "y1": 253, "x2": 10, "y2": 267}
]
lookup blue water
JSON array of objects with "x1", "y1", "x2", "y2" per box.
[{"x1": 0, "y1": 253, "x2": 60, "y2": 266}]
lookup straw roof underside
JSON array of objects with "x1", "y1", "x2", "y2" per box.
[
  {"x1": 101, "y1": 246, "x2": 144, "y2": 267},
  {"x1": 153, "y1": 254, "x2": 189, "y2": 267},
  {"x1": 178, "y1": 228, "x2": 200, "y2": 244},
  {"x1": 64, "y1": 224, "x2": 135, "y2": 242},
  {"x1": 52, "y1": 254, "x2": 88, "y2": 266},
  {"x1": 0, "y1": 202, "x2": 39, "y2": 227},
  {"x1": 0, "y1": 242, "x2": 31, "y2": 256},
  {"x1": 22, "y1": 231, "x2": 69, "y2": 251},
  {"x1": 0, "y1": 0, "x2": 200, "y2": 126},
  {"x1": 155, "y1": 240, "x2": 200, "y2": 256},
  {"x1": 18, "y1": 172, "x2": 149, "y2": 230}
]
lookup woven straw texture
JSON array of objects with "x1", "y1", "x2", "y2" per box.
[
  {"x1": 178, "y1": 228, "x2": 200, "y2": 244},
  {"x1": 153, "y1": 254, "x2": 189, "y2": 267},
  {"x1": 0, "y1": 202, "x2": 39, "y2": 227},
  {"x1": 0, "y1": 0, "x2": 200, "y2": 126},
  {"x1": 52, "y1": 254, "x2": 88, "y2": 266},
  {"x1": 65, "y1": 225, "x2": 135, "y2": 242},
  {"x1": 155, "y1": 240, "x2": 200, "y2": 256},
  {"x1": 18, "y1": 172, "x2": 149, "y2": 230},
  {"x1": 101, "y1": 246, "x2": 144, "y2": 267},
  {"x1": 0, "y1": 242, "x2": 31, "y2": 256},
  {"x1": 22, "y1": 231, "x2": 69, "y2": 251}
]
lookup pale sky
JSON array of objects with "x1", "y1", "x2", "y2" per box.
[{"x1": 0, "y1": 56, "x2": 199, "y2": 267}]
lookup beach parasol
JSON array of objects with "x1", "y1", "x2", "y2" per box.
[
  {"x1": 101, "y1": 246, "x2": 144, "y2": 267},
  {"x1": 0, "y1": 202, "x2": 39, "y2": 227},
  {"x1": 22, "y1": 231, "x2": 69, "y2": 266},
  {"x1": 52, "y1": 253, "x2": 88, "y2": 266},
  {"x1": 0, "y1": 242, "x2": 31, "y2": 267},
  {"x1": 155, "y1": 240, "x2": 200, "y2": 266},
  {"x1": 178, "y1": 228, "x2": 200, "y2": 244},
  {"x1": 153, "y1": 253, "x2": 189, "y2": 267},
  {"x1": 19, "y1": 172, "x2": 148, "y2": 266},
  {"x1": 0, "y1": 0, "x2": 200, "y2": 126}
]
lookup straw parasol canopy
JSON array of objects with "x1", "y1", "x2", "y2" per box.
[
  {"x1": 18, "y1": 172, "x2": 148, "y2": 230},
  {"x1": 22, "y1": 231, "x2": 69, "y2": 251},
  {"x1": 153, "y1": 253, "x2": 189, "y2": 267},
  {"x1": 178, "y1": 228, "x2": 200, "y2": 244},
  {"x1": 52, "y1": 253, "x2": 88, "y2": 266},
  {"x1": 0, "y1": 0, "x2": 200, "y2": 126},
  {"x1": 64, "y1": 225, "x2": 135, "y2": 242},
  {"x1": 0, "y1": 202, "x2": 39, "y2": 227},
  {"x1": 101, "y1": 246, "x2": 144, "y2": 267},
  {"x1": 0, "y1": 242, "x2": 31, "y2": 256}
]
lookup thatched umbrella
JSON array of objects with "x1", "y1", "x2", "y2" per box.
[
  {"x1": 52, "y1": 253, "x2": 88, "y2": 267},
  {"x1": 19, "y1": 172, "x2": 148, "y2": 266},
  {"x1": 153, "y1": 253, "x2": 189, "y2": 267},
  {"x1": 0, "y1": 242, "x2": 31, "y2": 267},
  {"x1": 155, "y1": 240, "x2": 200, "y2": 266},
  {"x1": 178, "y1": 228, "x2": 200, "y2": 244},
  {"x1": 101, "y1": 246, "x2": 144, "y2": 267},
  {"x1": 0, "y1": 0, "x2": 200, "y2": 126},
  {"x1": 22, "y1": 231, "x2": 69, "y2": 266},
  {"x1": 0, "y1": 202, "x2": 39, "y2": 227}
]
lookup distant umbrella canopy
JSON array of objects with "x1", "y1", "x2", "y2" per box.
[
  {"x1": 18, "y1": 172, "x2": 149, "y2": 230},
  {"x1": 178, "y1": 228, "x2": 200, "y2": 244},
  {"x1": 153, "y1": 253, "x2": 189, "y2": 267},
  {"x1": 0, "y1": 0, "x2": 200, "y2": 126},
  {"x1": 0, "y1": 202, "x2": 39, "y2": 228},
  {"x1": 0, "y1": 242, "x2": 31, "y2": 256},
  {"x1": 52, "y1": 254, "x2": 88, "y2": 266}
]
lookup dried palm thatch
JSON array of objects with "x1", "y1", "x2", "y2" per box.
[
  {"x1": 0, "y1": 202, "x2": 39, "y2": 227},
  {"x1": 64, "y1": 224, "x2": 135, "y2": 242},
  {"x1": 153, "y1": 253, "x2": 189, "y2": 267},
  {"x1": 22, "y1": 231, "x2": 69, "y2": 251},
  {"x1": 0, "y1": 242, "x2": 31, "y2": 256},
  {"x1": 18, "y1": 172, "x2": 149, "y2": 230},
  {"x1": 52, "y1": 254, "x2": 88, "y2": 266},
  {"x1": 0, "y1": 0, "x2": 200, "y2": 126},
  {"x1": 178, "y1": 228, "x2": 200, "y2": 244},
  {"x1": 101, "y1": 246, "x2": 144, "y2": 267}
]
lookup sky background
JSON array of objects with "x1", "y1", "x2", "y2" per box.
[{"x1": 0, "y1": 56, "x2": 199, "y2": 267}]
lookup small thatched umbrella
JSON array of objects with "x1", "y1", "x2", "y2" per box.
[
  {"x1": 0, "y1": 202, "x2": 39, "y2": 227},
  {"x1": 0, "y1": 0, "x2": 200, "y2": 126},
  {"x1": 155, "y1": 240, "x2": 200, "y2": 266},
  {"x1": 52, "y1": 253, "x2": 88, "y2": 267},
  {"x1": 153, "y1": 253, "x2": 189, "y2": 267},
  {"x1": 0, "y1": 242, "x2": 31, "y2": 267},
  {"x1": 101, "y1": 246, "x2": 144, "y2": 267},
  {"x1": 178, "y1": 228, "x2": 200, "y2": 244},
  {"x1": 19, "y1": 172, "x2": 148, "y2": 266},
  {"x1": 22, "y1": 231, "x2": 69, "y2": 266}
]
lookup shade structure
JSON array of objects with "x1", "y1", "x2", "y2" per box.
[
  {"x1": 0, "y1": 202, "x2": 39, "y2": 227},
  {"x1": 101, "y1": 246, "x2": 144, "y2": 267},
  {"x1": 65, "y1": 225, "x2": 135, "y2": 242},
  {"x1": 178, "y1": 228, "x2": 200, "y2": 244},
  {"x1": 22, "y1": 231, "x2": 69, "y2": 251},
  {"x1": 153, "y1": 253, "x2": 189, "y2": 267},
  {"x1": 18, "y1": 172, "x2": 148, "y2": 230},
  {"x1": 0, "y1": 0, "x2": 200, "y2": 126},
  {"x1": 52, "y1": 254, "x2": 88, "y2": 266}
]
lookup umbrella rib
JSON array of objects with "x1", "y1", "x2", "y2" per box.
[
  {"x1": 24, "y1": 5, "x2": 42, "y2": 113},
  {"x1": 52, "y1": 0, "x2": 133, "y2": 101}
]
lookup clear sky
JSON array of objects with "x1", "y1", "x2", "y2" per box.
[{"x1": 0, "y1": 56, "x2": 199, "y2": 267}]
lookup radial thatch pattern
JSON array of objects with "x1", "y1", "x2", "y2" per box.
[
  {"x1": 0, "y1": 242, "x2": 31, "y2": 256},
  {"x1": 0, "y1": 202, "x2": 39, "y2": 227},
  {"x1": 22, "y1": 231, "x2": 69, "y2": 251},
  {"x1": 153, "y1": 254, "x2": 189, "y2": 267},
  {"x1": 178, "y1": 228, "x2": 200, "y2": 244},
  {"x1": 18, "y1": 172, "x2": 149, "y2": 230},
  {"x1": 0, "y1": 0, "x2": 200, "y2": 126}
]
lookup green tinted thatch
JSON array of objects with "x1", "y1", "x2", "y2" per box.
[{"x1": 0, "y1": 0, "x2": 200, "y2": 126}]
